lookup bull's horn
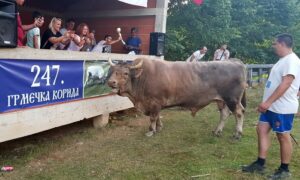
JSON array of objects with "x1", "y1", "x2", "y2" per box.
[
  {"x1": 108, "y1": 58, "x2": 115, "y2": 66},
  {"x1": 130, "y1": 59, "x2": 143, "y2": 69}
]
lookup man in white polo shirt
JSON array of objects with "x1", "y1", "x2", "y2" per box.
[
  {"x1": 186, "y1": 46, "x2": 208, "y2": 62},
  {"x1": 242, "y1": 33, "x2": 300, "y2": 179},
  {"x1": 213, "y1": 44, "x2": 230, "y2": 61}
]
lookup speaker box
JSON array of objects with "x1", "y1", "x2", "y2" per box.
[
  {"x1": 149, "y1": 32, "x2": 165, "y2": 56},
  {"x1": 0, "y1": 0, "x2": 17, "y2": 48}
]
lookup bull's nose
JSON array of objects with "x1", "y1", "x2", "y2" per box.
[{"x1": 108, "y1": 80, "x2": 116, "y2": 87}]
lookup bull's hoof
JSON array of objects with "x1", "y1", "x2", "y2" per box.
[
  {"x1": 212, "y1": 130, "x2": 222, "y2": 137},
  {"x1": 232, "y1": 132, "x2": 242, "y2": 140},
  {"x1": 156, "y1": 126, "x2": 163, "y2": 132},
  {"x1": 145, "y1": 131, "x2": 155, "y2": 137}
]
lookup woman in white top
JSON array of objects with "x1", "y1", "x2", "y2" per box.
[{"x1": 67, "y1": 23, "x2": 92, "y2": 51}]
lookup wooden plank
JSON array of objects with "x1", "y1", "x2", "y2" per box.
[
  {"x1": 246, "y1": 64, "x2": 273, "y2": 69},
  {"x1": 0, "y1": 48, "x2": 157, "y2": 60}
]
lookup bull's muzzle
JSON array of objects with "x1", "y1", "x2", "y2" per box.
[
  {"x1": 107, "y1": 79, "x2": 119, "y2": 94},
  {"x1": 107, "y1": 79, "x2": 117, "y2": 88}
]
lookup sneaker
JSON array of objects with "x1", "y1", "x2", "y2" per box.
[
  {"x1": 267, "y1": 168, "x2": 291, "y2": 180},
  {"x1": 242, "y1": 161, "x2": 265, "y2": 174}
]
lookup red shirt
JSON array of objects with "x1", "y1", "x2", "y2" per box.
[{"x1": 17, "y1": 13, "x2": 24, "y2": 46}]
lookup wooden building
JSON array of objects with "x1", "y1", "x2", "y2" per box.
[
  {"x1": 0, "y1": 0, "x2": 169, "y2": 142},
  {"x1": 19, "y1": 0, "x2": 168, "y2": 54}
]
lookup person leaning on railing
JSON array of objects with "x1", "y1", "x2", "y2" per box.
[
  {"x1": 91, "y1": 34, "x2": 122, "y2": 53},
  {"x1": 41, "y1": 17, "x2": 71, "y2": 50},
  {"x1": 67, "y1": 23, "x2": 95, "y2": 52},
  {"x1": 26, "y1": 11, "x2": 44, "y2": 49},
  {"x1": 124, "y1": 27, "x2": 142, "y2": 55},
  {"x1": 186, "y1": 46, "x2": 208, "y2": 62},
  {"x1": 16, "y1": 0, "x2": 43, "y2": 47}
]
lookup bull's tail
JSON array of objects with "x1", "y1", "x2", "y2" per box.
[{"x1": 241, "y1": 90, "x2": 247, "y2": 109}]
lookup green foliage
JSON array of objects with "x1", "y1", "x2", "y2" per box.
[
  {"x1": 166, "y1": 0, "x2": 300, "y2": 63},
  {"x1": 165, "y1": 28, "x2": 189, "y2": 61}
]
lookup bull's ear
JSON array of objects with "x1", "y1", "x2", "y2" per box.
[{"x1": 133, "y1": 68, "x2": 143, "y2": 78}]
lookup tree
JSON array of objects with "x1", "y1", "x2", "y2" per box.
[
  {"x1": 166, "y1": 0, "x2": 300, "y2": 64},
  {"x1": 166, "y1": 0, "x2": 237, "y2": 61}
]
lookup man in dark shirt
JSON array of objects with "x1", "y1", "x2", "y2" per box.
[{"x1": 124, "y1": 27, "x2": 142, "y2": 54}]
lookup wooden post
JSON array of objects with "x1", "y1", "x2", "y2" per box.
[
  {"x1": 258, "y1": 68, "x2": 263, "y2": 84},
  {"x1": 93, "y1": 114, "x2": 110, "y2": 128},
  {"x1": 246, "y1": 64, "x2": 273, "y2": 88},
  {"x1": 248, "y1": 68, "x2": 253, "y2": 87}
]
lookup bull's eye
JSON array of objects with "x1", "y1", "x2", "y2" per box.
[{"x1": 124, "y1": 72, "x2": 129, "y2": 76}]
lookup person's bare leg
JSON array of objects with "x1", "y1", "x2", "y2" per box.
[
  {"x1": 277, "y1": 133, "x2": 293, "y2": 164},
  {"x1": 242, "y1": 122, "x2": 271, "y2": 173},
  {"x1": 257, "y1": 122, "x2": 271, "y2": 158}
]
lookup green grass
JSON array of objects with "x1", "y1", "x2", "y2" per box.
[
  {"x1": 84, "y1": 84, "x2": 111, "y2": 98},
  {"x1": 1, "y1": 87, "x2": 300, "y2": 180}
]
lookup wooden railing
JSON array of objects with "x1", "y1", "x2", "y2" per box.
[
  {"x1": 246, "y1": 64, "x2": 273, "y2": 87},
  {"x1": 0, "y1": 48, "x2": 158, "y2": 143}
]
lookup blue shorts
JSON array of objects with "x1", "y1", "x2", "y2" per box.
[{"x1": 259, "y1": 110, "x2": 294, "y2": 133}]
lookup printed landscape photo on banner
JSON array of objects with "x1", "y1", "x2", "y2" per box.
[{"x1": 84, "y1": 60, "x2": 112, "y2": 98}]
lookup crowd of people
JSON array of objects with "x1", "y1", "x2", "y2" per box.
[{"x1": 16, "y1": 0, "x2": 142, "y2": 54}]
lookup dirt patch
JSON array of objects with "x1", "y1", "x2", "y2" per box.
[{"x1": 110, "y1": 108, "x2": 149, "y2": 128}]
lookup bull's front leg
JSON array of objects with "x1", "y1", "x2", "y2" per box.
[{"x1": 145, "y1": 113, "x2": 159, "y2": 137}]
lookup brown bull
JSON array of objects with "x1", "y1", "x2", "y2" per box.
[{"x1": 107, "y1": 58, "x2": 247, "y2": 139}]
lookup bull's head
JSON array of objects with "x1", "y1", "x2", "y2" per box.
[{"x1": 107, "y1": 58, "x2": 143, "y2": 95}]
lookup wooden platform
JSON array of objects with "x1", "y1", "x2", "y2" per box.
[{"x1": 0, "y1": 48, "x2": 157, "y2": 142}]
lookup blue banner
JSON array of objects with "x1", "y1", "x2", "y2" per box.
[{"x1": 0, "y1": 59, "x2": 84, "y2": 113}]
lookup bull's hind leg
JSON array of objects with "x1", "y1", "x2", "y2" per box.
[
  {"x1": 156, "y1": 118, "x2": 163, "y2": 132},
  {"x1": 214, "y1": 101, "x2": 231, "y2": 136},
  {"x1": 233, "y1": 103, "x2": 245, "y2": 140},
  {"x1": 145, "y1": 113, "x2": 159, "y2": 137}
]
